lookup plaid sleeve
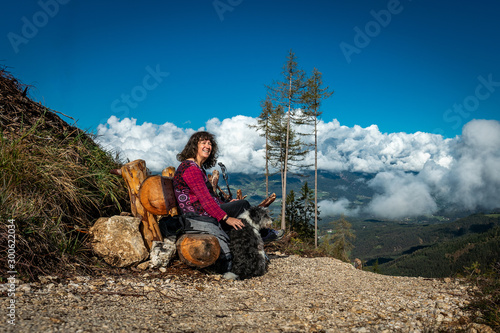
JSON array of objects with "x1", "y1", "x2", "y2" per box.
[{"x1": 182, "y1": 164, "x2": 227, "y2": 221}]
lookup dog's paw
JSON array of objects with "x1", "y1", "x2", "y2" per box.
[{"x1": 222, "y1": 272, "x2": 239, "y2": 280}]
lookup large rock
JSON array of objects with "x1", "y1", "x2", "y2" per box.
[{"x1": 90, "y1": 216, "x2": 149, "y2": 267}]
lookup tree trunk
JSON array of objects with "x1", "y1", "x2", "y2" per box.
[
  {"x1": 176, "y1": 234, "x2": 221, "y2": 268},
  {"x1": 118, "y1": 159, "x2": 163, "y2": 250},
  {"x1": 265, "y1": 125, "x2": 269, "y2": 197},
  {"x1": 281, "y1": 76, "x2": 292, "y2": 230},
  {"x1": 314, "y1": 117, "x2": 318, "y2": 248}
]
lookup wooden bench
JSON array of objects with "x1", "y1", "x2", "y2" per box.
[{"x1": 112, "y1": 159, "x2": 276, "y2": 269}]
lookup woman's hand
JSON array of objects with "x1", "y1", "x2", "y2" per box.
[{"x1": 226, "y1": 216, "x2": 244, "y2": 230}]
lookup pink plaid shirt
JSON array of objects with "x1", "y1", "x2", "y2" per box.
[{"x1": 173, "y1": 160, "x2": 226, "y2": 221}]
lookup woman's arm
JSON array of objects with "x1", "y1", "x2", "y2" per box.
[{"x1": 182, "y1": 165, "x2": 227, "y2": 221}]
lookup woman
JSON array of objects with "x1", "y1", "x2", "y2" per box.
[{"x1": 173, "y1": 131, "x2": 250, "y2": 277}]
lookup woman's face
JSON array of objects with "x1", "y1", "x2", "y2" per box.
[{"x1": 196, "y1": 139, "x2": 212, "y2": 163}]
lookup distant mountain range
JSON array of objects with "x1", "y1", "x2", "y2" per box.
[
  {"x1": 225, "y1": 170, "x2": 374, "y2": 214},
  {"x1": 224, "y1": 170, "x2": 476, "y2": 222}
]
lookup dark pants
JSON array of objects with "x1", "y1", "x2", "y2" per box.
[{"x1": 219, "y1": 199, "x2": 251, "y2": 231}]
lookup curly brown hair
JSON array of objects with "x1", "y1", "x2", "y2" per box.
[{"x1": 176, "y1": 131, "x2": 219, "y2": 169}]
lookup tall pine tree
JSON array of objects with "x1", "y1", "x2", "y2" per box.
[
  {"x1": 330, "y1": 215, "x2": 355, "y2": 262},
  {"x1": 296, "y1": 182, "x2": 316, "y2": 239},
  {"x1": 250, "y1": 95, "x2": 274, "y2": 196},
  {"x1": 284, "y1": 190, "x2": 300, "y2": 232},
  {"x1": 302, "y1": 68, "x2": 333, "y2": 247},
  {"x1": 266, "y1": 50, "x2": 308, "y2": 230}
]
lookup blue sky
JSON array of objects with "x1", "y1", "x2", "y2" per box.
[
  {"x1": 2, "y1": 0, "x2": 500, "y2": 138},
  {"x1": 2, "y1": 0, "x2": 500, "y2": 218}
]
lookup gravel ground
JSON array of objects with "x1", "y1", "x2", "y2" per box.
[{"x1": 0, "y1": 254, "x2": 490, "y2": 332}]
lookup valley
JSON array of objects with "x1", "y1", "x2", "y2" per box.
[{"x1": 223, "y1": 170, "x2": 500, "y2": 277}]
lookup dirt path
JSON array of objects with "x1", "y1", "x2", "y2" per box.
[{"x1": 1, "y1": 255, "x2": 481, "y2": 332}]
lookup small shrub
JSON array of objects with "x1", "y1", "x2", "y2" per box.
[{"x1": 466, "y1": 262, "x2": 500, "y2": 330}]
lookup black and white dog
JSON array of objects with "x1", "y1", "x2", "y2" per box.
[{"x1": 228, "y1": 206, "x2": 273, "y2": 279}]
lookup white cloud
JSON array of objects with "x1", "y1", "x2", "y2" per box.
[
  {"x1": 96, "y1": 115, "x2": 452, "y2": 175},
  {"x1": 441, "y1": 119, "x2": 500, "y2": 210},
  {"x1": 319, "y1": 198, "x2": 360, "y2": 217},
  {"x1": 312, "y1": 120, "x2": 452, "y2": 173},
  {"x1": 362, "y1": 119, "x2": 500, "y2": 218},
  {"x1": 95, "y1": 116, "x2": 500, "y2": 219},
  {"x1": 96, "y1": 116, "x2": 195, "y2": 173},
  {"x1": 365, "y1": 171, "x2": 438, "y2": 219},
  {"x1": 96, "y1": 115, "x2": 266, "y2": 174},
  {"x1": 205, "y1": 116, "x2": 266, "y2": 173}
]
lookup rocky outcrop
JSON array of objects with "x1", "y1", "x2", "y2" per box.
[{"x1": 89, "y1": 216, "x2": 149, "y2": 267}]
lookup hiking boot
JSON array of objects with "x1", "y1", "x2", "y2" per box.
[
  {"x1": 262, "y1": 229, "x2": 285, "y2": 244},
  {"x1": 274, "y1": 229, "x2": 285, "y2": 240}
]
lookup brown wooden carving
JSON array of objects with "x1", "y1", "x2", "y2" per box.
[
  {"x1": 236, "y1": 189, "x2": 247, "y2": 200},
  {"x1": 161, "y1": 166, "x2": 175, "y2": 178},
  {"x1": 161, "y1": 166, "x2": 179, "y2": 216},
  {"x1": 114, "y1": 159, "x2": 163, "y2": 250},
  {"x1": 258, "y1": 193, "x2": 276, "y2": 207},
  {"x1": 210, "y1": 169, "x2": 219, "y2": 193}
]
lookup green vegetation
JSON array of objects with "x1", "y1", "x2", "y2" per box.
[
  {"x1": 378, "y1": 224, "x2": 500, "y2": 278},
  {"x1": 0, "y1": 68, "x2": 127, "y2": 280},
  {"x1": 465, "y1": 262, "x2": 500, "y2": 330},
  {"x1": 282, "y1": 182, "x2": 318, "y2": 240},
  {"x1": 320, "y1": 215, "x2": 355, "y2": 262},
  {"x1": 350, "y1": 213, "x2": 500, "y2": 266}
]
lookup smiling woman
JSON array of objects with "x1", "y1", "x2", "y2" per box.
[{"x1": 172, "y1": 131, "x2": 250, "y2": 278}]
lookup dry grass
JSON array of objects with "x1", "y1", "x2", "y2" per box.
[{"x1": 0, "y1": 67, "x2": 128, "y2": 281}]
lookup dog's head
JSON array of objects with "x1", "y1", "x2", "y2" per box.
[{"x1": 241, "y1": 206, "x2": 273, "y2": 229}]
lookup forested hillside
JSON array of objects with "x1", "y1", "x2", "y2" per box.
[
  {"x1": 378, "y1": 222, "x2": 500, "y2": 278},
  {"x1": 351, "y1": 213, "x2": 499, "y2": 261},
  {"x1": 349, "y1": 213, "x2": 500, "y2": 278}
]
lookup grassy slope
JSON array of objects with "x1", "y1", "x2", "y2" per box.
[{"x1": 0, "y1": 68, "x2": 128, "y2": 280}]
